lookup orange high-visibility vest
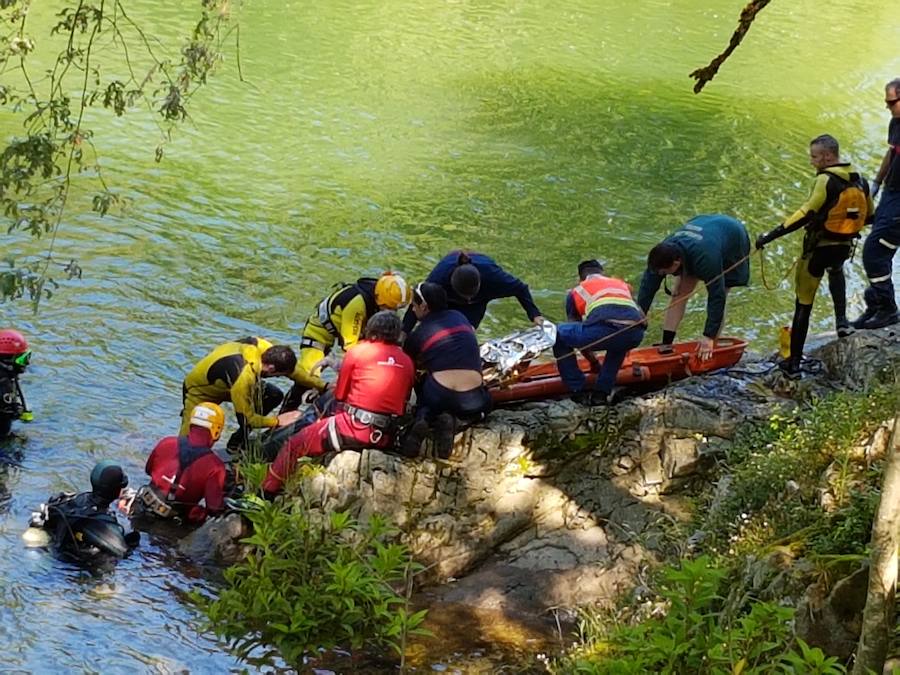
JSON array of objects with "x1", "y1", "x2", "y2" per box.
[{"x1": 570, "y1": 275, "x2": 638, "y2": 319}]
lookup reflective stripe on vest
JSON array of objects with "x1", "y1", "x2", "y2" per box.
[{"x1": 571, "y1": 276, "x2": 638, "y2": 318}]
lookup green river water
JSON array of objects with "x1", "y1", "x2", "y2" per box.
[{"x1": 1, "y1": 0, "x2": 898, "y2": 671}]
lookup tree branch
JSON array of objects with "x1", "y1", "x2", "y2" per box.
[{"x1": 689, "y1": 0, "x2": 772, "y2": 94}]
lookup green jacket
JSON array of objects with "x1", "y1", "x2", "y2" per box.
[{"x1": 637, "y1": 214, "x2": 750, "y2": 338}]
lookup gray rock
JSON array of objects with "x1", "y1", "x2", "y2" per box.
[
  {"x1": 206, "y1": 331, "x2": 900, "y2": 621},
  {"x1": 178, "y1": 513, "x2": 249, "y2": 564},
  {"x1": 662, "y1": 436, "x2": 700, "y2": 478}
]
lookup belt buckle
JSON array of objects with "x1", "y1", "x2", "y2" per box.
[{"x1": 358, "y1": 410, "x2": 374, "y2": 425}]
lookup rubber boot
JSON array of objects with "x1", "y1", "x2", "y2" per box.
[
  {"x1": 827, "y1": 268, "x2": 852, "y2": 337},
  {"x1": 779, "y1": 301, "x2": 811, "y2": 378}
]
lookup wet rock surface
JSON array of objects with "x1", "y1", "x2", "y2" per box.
[{"x1": 193, "y1": 328, "x2": 900, "y2": 616}]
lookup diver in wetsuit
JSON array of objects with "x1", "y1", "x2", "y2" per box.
[{"x1": 30, "y1": 461, "x2": 139, "y2": 559}]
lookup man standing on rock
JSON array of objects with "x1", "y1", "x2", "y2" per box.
[
  {"x1": 853, "y1": 77, "x2": 900, "y2": 330},
  {"x1": 637, "y1": 214, "x2": 751, "y2": 360},
  {"x1": 755, "y1": 134, "x2": 874, "y2": 376}
]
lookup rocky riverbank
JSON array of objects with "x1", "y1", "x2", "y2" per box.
[{"x1": 183, "y1": 327, "x2": 900, "y2": 624}]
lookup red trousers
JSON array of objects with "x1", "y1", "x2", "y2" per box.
[{"x1": 262, "y1": 411, "x2": 393, "y2": 493}]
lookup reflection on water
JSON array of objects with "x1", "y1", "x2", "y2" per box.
[{"x1": 1, "y1": 0, "x2": 898, "y2": 669}]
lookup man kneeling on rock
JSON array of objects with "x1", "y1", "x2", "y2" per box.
[{"x1": 262, "y1": 311, "x2": 415, "y2": 495}]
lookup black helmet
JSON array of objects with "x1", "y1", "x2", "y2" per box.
[{"x1": 90, "y1": 461, "x2": 129, "y2": 501}]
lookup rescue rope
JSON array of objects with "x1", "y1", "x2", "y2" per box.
[{"x1": 757, "y1": 248, "x2": 797, "y2": 291}]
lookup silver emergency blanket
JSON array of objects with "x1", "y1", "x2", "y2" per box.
[{"x1": 480, "y1": 319, "x2": 557, "y2": 385}]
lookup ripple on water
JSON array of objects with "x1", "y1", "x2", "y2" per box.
[{"x1": 0, "y1": 0, "x2": 896, "y2": 669}]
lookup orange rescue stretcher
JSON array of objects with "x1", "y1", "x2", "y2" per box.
[{"x1": 488, "y1": 337, "x2": 748, "y2": 404}]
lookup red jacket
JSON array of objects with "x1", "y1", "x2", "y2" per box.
[
  {"x1": 335, "y1": 340, "x2": 414, "y2": 415},
  {"x1": 145, "y1": 428, "x2": 227, "y2": 523}
]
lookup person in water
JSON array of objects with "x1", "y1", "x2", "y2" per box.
[
  {"x1": 402, "y1": 282, "x2": 492, "y2": 458},
  {"x1": 30, "y1": 461, "x2": 139, "y2": 559},
  {"x1": 181, "y1": 337, "x2": 303, "y2": 451},
  {"x1": 637, "y1": 214, "x2": 751, "y2": 360},
  {"x1": 294, "y1": 272, "x2": 412, "y2": 393},
  {"x1": 401, "y1": 251, "x2": 544, "y2": 333},
  {"x1": 853, "y1": 77, "x2": 900, "y2": 330},
  {"x1": 262, "y1": 311, "x2": 415, "y2": 495},
  {"x1": 0, "y1": 328, "x2": 32, "y2": 437},
  {"x1": 756, "y1": 134, "x2": 874, "y2": 376},
  {"x1": 142, "y1": 402, "x2": 229, "y2": 523},
  {"x1": 554, "y1": 259, "x2": 646, "y2": 405}
]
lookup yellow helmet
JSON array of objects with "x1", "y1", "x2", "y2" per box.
[
  {"x1": 374, "y1": 272, "x2": 412, "y2": 310},
  {"x1": 189, "y1": 402, "x2": 225, "y2": 442}
]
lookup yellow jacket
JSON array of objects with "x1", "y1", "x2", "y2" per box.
[{"x1": 184, "y1": 337, "x2": 315, "y2": 428}]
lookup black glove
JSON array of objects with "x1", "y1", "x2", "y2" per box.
[{"x1": 755, "y1": 233, "x2": 769, "y2": 250}]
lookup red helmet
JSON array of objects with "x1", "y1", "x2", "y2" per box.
[{"x1": 0, "y1": 329, "x2": 28, "y2": 356}]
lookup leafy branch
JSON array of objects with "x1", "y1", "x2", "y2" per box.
[{"x1": 0, "y1": 0, "x2": 237, "y2": 307}]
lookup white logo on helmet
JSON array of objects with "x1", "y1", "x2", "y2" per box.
[{"x1": 190, "y1": 406, "x2": 217, "y2": 429}]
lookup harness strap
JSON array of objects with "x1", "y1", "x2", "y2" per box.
[
  {"x1": 164, "y1": 437, "x2": 210, "y2": 501},
  {"x1": 300, "y1": 336, "x2": 329, "y2": 352},
  {"x1": 316, "y1": 297, "x2": 338, "y2": 335},
  {"x1": 342, "y1": 404, "x2": 397, "y2": 429}
]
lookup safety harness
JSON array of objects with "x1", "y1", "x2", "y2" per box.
[
  {"x1": 139, "y1": 437, "x2": 211, "y2": 519},
  {"x1": 306, "y1": 279, "x2": 380, "y2": 350}
]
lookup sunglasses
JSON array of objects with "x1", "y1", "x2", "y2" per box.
[
  {"x1": 14, "y1": 350, "x2": 31, "y2": 368},
  {"x1": 887, "y1": 98, "x2": 900, "y2": 108}
]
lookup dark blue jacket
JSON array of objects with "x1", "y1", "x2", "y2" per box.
[
  {"x1": 402, "y1": 252, "x2": 541, "y2": 332},
  {"x1": 404, "y1": 309, "x2": 482, "y2": 372},
  {"x1": 636, "y1": 214, "x2": 749, "y2": 338}
]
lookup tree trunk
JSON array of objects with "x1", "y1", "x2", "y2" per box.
[{"x1": 853, "y1": 415, "x2": 900, "y2": 675}]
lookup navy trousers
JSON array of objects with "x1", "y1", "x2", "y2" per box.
[
  {"x1": 553, "y1": 321, "x2": 645, "y2": 395},
  {"x1": 862, "y1": 189, "x2": 900, "y2": 311}
]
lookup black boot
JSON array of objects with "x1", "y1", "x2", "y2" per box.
[
  {"x1": 827, "y1": 268, "x2": 853, "y2": 337},
  {"x1": 779, "y1": 301, "x2": 811, "y2": 378},
  {"x1": 432, "y1": 413, "x2": 457, "y2": 460},
  {"x1": 854, "y1": 286, "x2": 899, "y2": 329},
  {"x1": 861, "y1": 310, "x2": 900, "y2": 330},
  {"x1": 851, "y1": 306, "x2": 877, "y2": 329},
  {"x1": 399, "y1": 419, "x2": 429, "y2": 458}
]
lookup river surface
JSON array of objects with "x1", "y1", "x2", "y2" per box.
[{"x1": 1, "y1": 0, "x2": 898, "y2": 671}]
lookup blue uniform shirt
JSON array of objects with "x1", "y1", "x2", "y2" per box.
[
  {"x1": 404, "y1": 309, "x2": 482, "y2": 372},
  {"x1": 402, "y1": 252, "x2": 541, "y2": 333}
]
